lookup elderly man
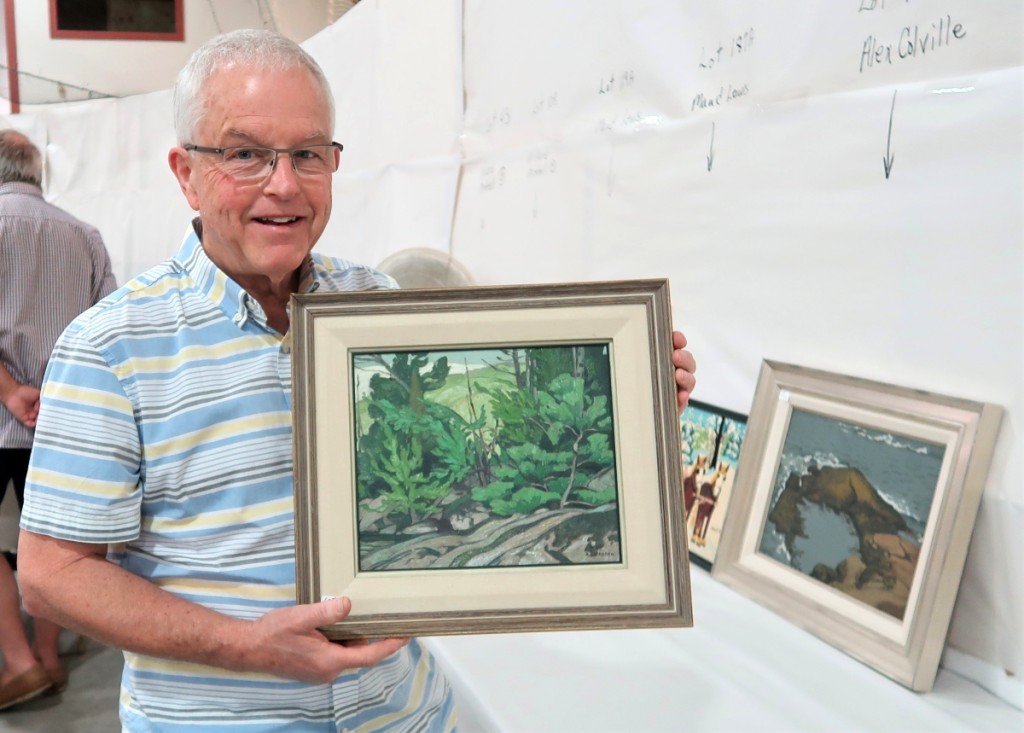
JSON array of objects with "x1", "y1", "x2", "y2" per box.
[
  {"x1": 0, "y1": 129, "x2": 116, "y2": 708},
  {"x1": 17, "y1": 29, "x2": 696, "y2": 732}
]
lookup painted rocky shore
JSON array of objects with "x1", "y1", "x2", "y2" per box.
[
  {"x1": 359, "y1": 502, "x2": 622, "y2": 570},
  {"x1": 768, "y1": 465, "x2": 920, "y2": 619}
]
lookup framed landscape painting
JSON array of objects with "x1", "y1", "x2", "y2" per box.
[
  {"x1": 291, "y1": 279, "x2": 692, "y2": 639},
  {"x1": 679, "y1": 400, "x2": 747, "y2": 569},
  {"x1": 712, "y1": 360, "x2": 1002, "y2": 691}
]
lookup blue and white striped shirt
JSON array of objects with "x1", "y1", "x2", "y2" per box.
[{"x1": 22, "y1": 223, "x2": 457, "y2": 732}]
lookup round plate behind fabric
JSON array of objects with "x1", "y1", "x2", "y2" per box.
[{"x1": 376, "y1": 247, "x2": 475, "y2": 289}]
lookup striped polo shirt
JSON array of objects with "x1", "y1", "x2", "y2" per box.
[
  {"x1": 0, "y1": 181, "x2": 116, "y2": 449},
  {"x1": 21, "y1": 224, "x2": 456, "y2": 732}
]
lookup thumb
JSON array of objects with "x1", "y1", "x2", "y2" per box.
[{"x1": 315, "y1": 596, "x2": 352, "y2": 627}]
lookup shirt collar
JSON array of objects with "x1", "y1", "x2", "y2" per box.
[
  {"x1": 297, "y1": 255, "x2": 322, "y2": 294},
  {"x1": 171, "y1": 218, "x2": 322, "y2": 328},
  {"x1": 0, "y1": 182, "x2": 44, "y2": 198}
]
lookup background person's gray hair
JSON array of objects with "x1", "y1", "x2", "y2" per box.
[
  {"x1": 172, "y1": 29, "x2": 336, "y2": 145},
  {"x1": 0, "y1": 130, "x2": 43, "y2": 186}
]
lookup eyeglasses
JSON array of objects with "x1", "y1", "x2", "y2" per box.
[{"x1": 183, "y1": 142, "x2": 343, "y2": 184}]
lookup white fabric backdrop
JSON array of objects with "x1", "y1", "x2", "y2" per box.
[{"x1": 2, "y1": 0, "x2": 1020, "y2": 708}]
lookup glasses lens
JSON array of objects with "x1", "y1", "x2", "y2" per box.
[
  {"x1": 291, "y1": 145, "x2": 339, "y2": 176},
  {"x1": 222, "y1": 147, "x2": 275, "y2": 180},
  {"x1": 213, "y1": 145, "x2": 339, "y2": 182}
]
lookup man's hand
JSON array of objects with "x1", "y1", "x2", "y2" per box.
[
  {"x1": 1, "y1": 384, "x2": 40, "y2": 428},
  {"x1": 18, "y1": 531, "x2": 406, "y2": 686},
  {"x1": 672, "y1": 330, "x2": 697, "y2": 412},
  {"x1": 244, "y1": 597, "x2": 408, "y2": 684}
]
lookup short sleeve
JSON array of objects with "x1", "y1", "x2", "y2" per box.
[{"x1": 21, "y1": 319, "x2": 143, "y2": 544}]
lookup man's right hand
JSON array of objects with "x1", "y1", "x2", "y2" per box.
[
  {"x1": 18, "y1": 531, "x2": 408, "y2": 685},
  {"x1": 1, "y1": 384, "x2": 40, "y2": 428},
  {"x1": 243, "y1": 597, "x2": 408, "y2": 684}
]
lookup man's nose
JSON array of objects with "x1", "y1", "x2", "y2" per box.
[{"x1": 263, "y1": 152, "x2": 302, "y2": 190}]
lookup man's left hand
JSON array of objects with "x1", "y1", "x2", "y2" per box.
[{"x1": 672, "y1": 330, "x2": 696, "y2": 412}]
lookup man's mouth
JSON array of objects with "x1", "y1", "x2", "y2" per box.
[{"x1": 255, "y1": 216, "x2": 300, "y2": 225}]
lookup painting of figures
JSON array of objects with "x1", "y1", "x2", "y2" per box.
[
  {"x1": 679, "y1": 400, "x2": 747, "y2": 569},
  {"x1": 757, "y1": 408, "x2": 943, "y2": 620},
  {"x1": 352, "y1": 343, "x2": 621, "y2": 571}
]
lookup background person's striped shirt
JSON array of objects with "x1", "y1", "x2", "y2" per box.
[{"x1": 0, "y1": 181, "x2": 116, "y2": 449}]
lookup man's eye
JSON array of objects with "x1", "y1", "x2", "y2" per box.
[
  {"x1": 228, "y1": 148, "x2": 266, "y2": 162},
  {"x1": 292, "y1": 149, "x2": 319, "y2": 161}
]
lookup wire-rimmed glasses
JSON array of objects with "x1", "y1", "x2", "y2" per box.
[{"x1": 183, "y1": 142, "x2": 343, "y2": 184}]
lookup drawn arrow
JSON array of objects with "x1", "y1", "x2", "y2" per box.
[
  {"x1": 883, "y1": 90, "x2": 897, "y2": 179},
  {"x1": 607, "y1": 144, "x2": 616, "y2": 197},
  {"x1": 707, "y1": 122, "x2": 715, "y2": 171}
]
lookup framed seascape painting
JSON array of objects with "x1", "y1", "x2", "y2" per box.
[
  {"x1": 679, "y1": 400, "x2": 747, "y2": 570},
  {"x1": 291, "y1": 279, "x2": 692, "y2": 639},
  {"x1": 712, "y1": 360, "x2": 1002, "y2": 691}
]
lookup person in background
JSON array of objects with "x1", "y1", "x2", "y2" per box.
[
  {"x1": 15, "y1": 30, "x2": 697, "y2": 732},
  {"x1": 0, "y1": 129, "x2": 117, "y2": 710}
]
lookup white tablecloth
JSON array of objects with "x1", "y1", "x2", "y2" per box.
[{"x1": 423, "y1": 569, "x2": 1022, "y2": 733}]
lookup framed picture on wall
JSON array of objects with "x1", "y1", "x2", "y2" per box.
[
  {"x1": 679, "y1": 400, "x2": 747, "y2": 570},
  {"x1": 712, "y1": 360, "x2": 1002, "y2": 691},
  {"x1": 291, "y1": 279, "x2": 692, "y2": 639},
  {"x1": 50, "y1": 0, "x2": 184, "y2": 41}
]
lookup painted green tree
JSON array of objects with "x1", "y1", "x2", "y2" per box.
[
  {"x1": 355, "y1": 344, "x2": 617, "y2": 528},
  {"x1": 473, "y1": 345, "x2": 617, "y2": 517},
  {"x1": 355, "y1": 353, "x2": 480, "y2": 527}
]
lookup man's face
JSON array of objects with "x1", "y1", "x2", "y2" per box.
[{"x1": 170, "y1": 64, "x2": 337, "y2": 288}]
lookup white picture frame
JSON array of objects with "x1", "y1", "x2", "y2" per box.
[{"x1": 713, "y1": 360, "x2": 1002, "y2": 691}]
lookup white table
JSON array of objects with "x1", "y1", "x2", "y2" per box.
[{"x1": 423, "y1": 569, "x2": 1022, "y2": 732}]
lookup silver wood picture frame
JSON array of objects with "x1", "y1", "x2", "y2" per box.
[{"x1": 291, "y1": 279, "x2": 692, "y2": 639}]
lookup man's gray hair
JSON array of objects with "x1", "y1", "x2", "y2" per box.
[
  {"x1": 172, "y1": 29, "x2": 335, "y2": 145},
  {"x1": 0, "y1": 130, "x2": 42, "y2": 186}
]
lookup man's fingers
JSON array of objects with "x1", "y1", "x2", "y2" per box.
[
  {"x1": 676, "y1": 365, "x2": 696, "y2": 390},
  {"x1": 673, "y1": 348, "x2": 696, "y2": 374},
  {"x1": 337, "y1": 637, "x2": 410, "y2": 667}
]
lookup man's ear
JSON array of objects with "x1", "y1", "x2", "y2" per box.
[{"x1": 168, "y1": 147, "x2": 201, "y2": 212}]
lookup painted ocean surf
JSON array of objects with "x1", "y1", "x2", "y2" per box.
[{"x1": 758, "y1": 407, "x2": 945, "y2": 617}]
